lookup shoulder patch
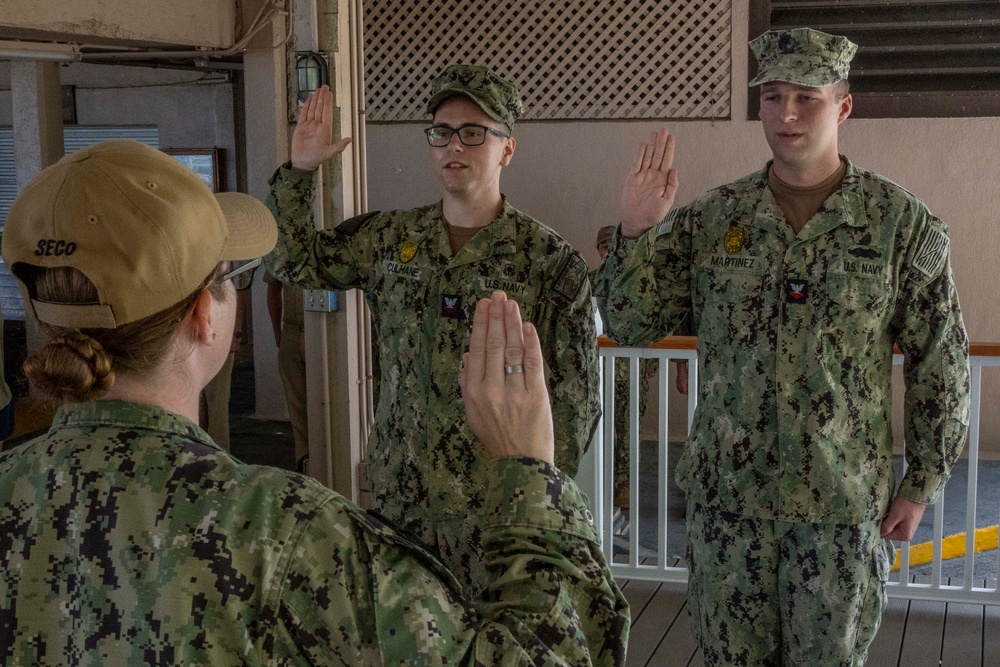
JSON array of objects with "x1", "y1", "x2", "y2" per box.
[
  {"x1": 336, "y1": 210, "x2": 381, "y2": 235},
  {"x1": 553, "y1": 253, "x2": 589, "y2": 301},
  {"x1": 912, "y1": 222, "x2": 949, "y2": 279},
  {"x1": 656, "y1": 210, "x2": 678, "y2": 237}
]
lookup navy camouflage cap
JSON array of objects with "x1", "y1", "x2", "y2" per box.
[
  {"x1": 427, "y1": 64, "x2": 523, "y2": 132},
  {"x1": 749, "y1": 28, "x2": 858, "y2": 88}
]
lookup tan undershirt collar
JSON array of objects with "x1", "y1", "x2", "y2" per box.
[
  {"x1": 768, "y1": 158, "x2": 848, "y2": 234},
  {"x1": 446, "y1": 221, "x2": 489, "y2": 255}
]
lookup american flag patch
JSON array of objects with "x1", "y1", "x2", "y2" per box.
[
  {"x1": 656, "y1": 210, "x2": 678, "y2": 237},
  {"x1": 912, "y1": 224, "x2": 949, "y2": 279}
]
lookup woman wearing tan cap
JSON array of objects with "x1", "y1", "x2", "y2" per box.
[{"x1": 0, "y1": 141, "x2": 626, "y2": 665}]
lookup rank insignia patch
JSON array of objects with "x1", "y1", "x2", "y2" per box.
[
  {"x1": 553, "y1": 255, "x2": 587, "y2": 300},
  {"x1": 786, "y1": 279, "x2": 808, "y2": 303},
  {"x1": 724, "y1": 226, "x2": 745, "y2": 254},
  {"x1": 399, "y1": 241, "x2": 418, "y2": 263},
  {"x1": 441, "y1": 294, "x2": 463, "y2": 318}
]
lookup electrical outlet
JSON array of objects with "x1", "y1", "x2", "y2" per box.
[{"x1": 304, "y1": 290, "x2": 338, "y2": 312}]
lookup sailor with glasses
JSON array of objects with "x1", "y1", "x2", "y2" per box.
[{"x1": 264, "y1": 64, "x2": 600, "y2": 597}]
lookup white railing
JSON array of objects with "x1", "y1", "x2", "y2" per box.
[{"x1": 580, "y1": 336, "x2": 1000, "y2": 605}]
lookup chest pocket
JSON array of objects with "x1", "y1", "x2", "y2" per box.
[
  {"x1": 696, "y1": 260, "x2": 767, "y2": 347},
  {"x1": 826, "y1": 270, "x2": 890, "y2": 314},
  {"x1": 697, "y1": 262, "x2": 765, "y2": 304},
  {"x1": 376, "y1": 261, "x2": 435, "y2": 319},
  {"x1": 471, "y1": 275, "x2": 540, "y2": 321}
]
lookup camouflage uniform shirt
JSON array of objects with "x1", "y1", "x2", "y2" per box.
[
  {"x1": 596, "y1": 159, "x2": 970, "y2": 524},
  {"x1": 264, "y1": 165, "x2": 600, "y2": 588},
  {"x1": 0, "y1": 400, "x2": 628, "y2": 665}
]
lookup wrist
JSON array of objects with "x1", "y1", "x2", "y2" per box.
[
  {"x1": 619, "y1": 220, "x2": 648, "y2": 241},
  {"x1": 290, "y1": 160, "x2": 319, "y2": 172}
]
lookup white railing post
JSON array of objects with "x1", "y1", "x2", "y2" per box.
[
  {"x1": 598, "y1": 338, "x2": 998, "y2": 602},
  {"x1": 657, "y1": 355, "x2": 669, "y2": 569}
]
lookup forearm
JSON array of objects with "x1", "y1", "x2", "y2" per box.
[
  {"x1": 266, "y1": 282, "x2": 283, "y2": 344},
  {"x1": 264, "y1": 164, "x2": 360, "y2": 291},
  {"x1": 472, "y1": 458, "x2": 629, "y2": 666},
  {"x1": 895, "y1": 242, "x2": 970, "y2": 504},
  {"x1": 898, "y1": 316, "x2": 970, "y2": 504},
  {"x1": 545, "y1": 296, "x2": 601, "y2": 477}
]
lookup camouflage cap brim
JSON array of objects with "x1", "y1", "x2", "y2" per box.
[{"x1": 427, "y1": 88, "x2": 514, "y2": 131}]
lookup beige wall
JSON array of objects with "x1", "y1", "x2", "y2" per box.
[
  {"x1": 363, "y1": 0, "x2": 1000, "y2": 456},
  {"x1": 0, "y1": 0, "x2": 234, "y2": 48}
]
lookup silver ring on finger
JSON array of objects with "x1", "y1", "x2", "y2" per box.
[{"x1": 504, "y1": 364, "x2": 524, "y2": 375}]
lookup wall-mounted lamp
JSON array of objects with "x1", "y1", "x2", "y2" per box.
[{"x1": 295, "y1": 51, "x2": 329, "y2": 103}]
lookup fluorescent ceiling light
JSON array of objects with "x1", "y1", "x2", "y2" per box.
[{"x1": 0, "y1": 40, "x2": 81, "y2": 62}]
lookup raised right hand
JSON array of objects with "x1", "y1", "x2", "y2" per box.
[
  {"x1": 291, "y1": 85, "x2": 353, "y2": 172},
  {"x1": 620, "y1": 127, "x2": 679, "y2": 239},
  {"x1": 460, "y1": 291, "x2": 555, "y2": 464}
]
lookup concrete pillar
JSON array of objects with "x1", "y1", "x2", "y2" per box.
[
  {"x1": 10, "y1": 60, "x2": 63, "y2": 188},
  {"x1": 10, "y1": 60, "x2": 63, "y2": 353},
  {"x1": 314, "y1": 0, "x2": 369, "y2": 502},
  {"x1": 242, "y1": 0, "x2": 289, "y2": 425},
  {"x1": 240, "y1": 0, "x2": 364, "y2": 497}
]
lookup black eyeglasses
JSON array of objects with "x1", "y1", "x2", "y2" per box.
[
  {"x1": 215, "y1": 258, "x2": 261, "y2": 291},
  {"x1": 424, "y1": 124, "x2": 509, "y2": 147}
]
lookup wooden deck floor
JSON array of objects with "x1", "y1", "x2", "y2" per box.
[{"x1": 617, "y1": 569, "x2": 1000, "y2": 666}]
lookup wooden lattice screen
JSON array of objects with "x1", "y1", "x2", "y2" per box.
[{"x1": 363, "y1": 0, "x2": 733, "y2": 121}]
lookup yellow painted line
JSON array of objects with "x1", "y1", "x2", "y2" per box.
[{"x1": 891, "y1": 524, "x2": 999, "y2": 571}]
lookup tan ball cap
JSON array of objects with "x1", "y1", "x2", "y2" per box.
[{"x1": 1, "y1": 139, "x2": 277, "y2": 328}]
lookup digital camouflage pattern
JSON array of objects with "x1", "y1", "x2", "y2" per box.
[
  {"x1": 686, "y1": 502, "x2": 890, "y2": 666},
  {"x1": 596, "y1": 158, "x2": 970, "y2": 525},
  {"x1": 265, "y1": 165, "x2": 600, "y2": 595},
  {"x1": 0, "y1": 400, "x2": 629, "y2": 666},
  {"x1": 426, "y1": 64, "x2": 523, "y2": 131},
  {"x1": 749, "y1": 28, "x2": 858, "y2": 88},
  {"x1": 597, "y1": 157, "x2": 967, "y2": 662},
  {"x1": 610, "y1": 358, "x2": 652, "y2": 498}
]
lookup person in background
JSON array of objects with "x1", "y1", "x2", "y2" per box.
[
  {"x1": 594, "y1": 225, "x2": 654, "y2": 510},
  {"x1": 264, "y1": 271, "x2": 309, "y2": 471},
  {"x1": 0, "y1": 139, "x2": 628, "y2": 665},
  {"x1": 0, "y1": 308, "x2": 13, "y2": 450},
  {"x1": 597, "y1": 28, "x2": 969, "y2": 665},
  {"x1": 265, "y1": 65, "x2": 600, "y2": 596},
  {"x1": 199, "y1": 289, "x2": 248, "y2": 450}
]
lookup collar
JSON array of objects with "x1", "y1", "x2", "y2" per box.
[
  {"x1": 739, "y1": 157, "x2": 869, "y2": 240},
  {"x1": 432, "y1": 197, "x2": 520, "y2": 268},
  {"x1": 51, "y1": 399, "x2": 219, "y2": 450}
]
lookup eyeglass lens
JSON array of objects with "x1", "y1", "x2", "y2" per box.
[{"x1": 425, "y1": 125, "x2": 497, "y2": 147}]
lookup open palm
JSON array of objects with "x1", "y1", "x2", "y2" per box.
[
  {"x1": 621, "y1": 128, "x2": 679, "y2": 238},
  {"x1": 291, "y1": 85, "x2": 353, "y2": 171}
]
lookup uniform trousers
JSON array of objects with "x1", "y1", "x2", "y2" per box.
[
  {"x1": 200, "y1": 352, "x2": 235, "y2": 451},
  {"x1": 685, "y1": 500, "x2": 891, "y2": 666},
  {"x1": 278, "y1": 323, "x2": 308, "y2": 464}
]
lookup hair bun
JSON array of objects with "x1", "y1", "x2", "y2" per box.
[{"x1": 24, "y1": 330, "x2": 116, "y2": 403}]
